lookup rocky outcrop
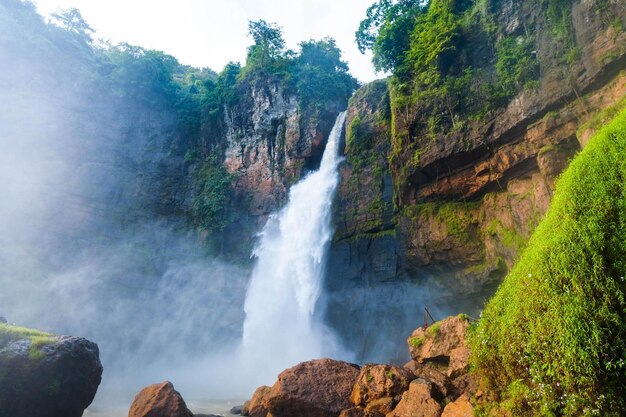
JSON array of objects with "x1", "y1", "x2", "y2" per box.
[
  {"x1": 224, "y1": 77, "x2": 344, "y2": 218},
  {"x1": 0, "y1": 324, "x2": 102, "y2": 417},
  {"x1": 325, "y1": 0, "x2": 626, "y2": 363},
  {"x1": 244, "y1": 316, "x2": 476, "y2": 417},
  {"x1": 128, "y1": 381, "x2": 193, "y2": 417}
]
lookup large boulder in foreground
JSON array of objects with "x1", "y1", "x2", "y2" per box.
[
  {"x1": 129, "y1": 381, "x2": 193, "y2": 417},
  {"x1": 0, "y1": 323, "x2": 102, "y2": 417},
  {"x1": 263, "y1": 358, "x2": 361, "y2": 417}
]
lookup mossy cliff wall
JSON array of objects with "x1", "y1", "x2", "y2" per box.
[{"x1": 324, "y1": 0, "x2": 626, "y2": 360}]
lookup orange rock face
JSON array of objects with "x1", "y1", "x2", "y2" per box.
[{"x1": 128, "y1": 381, "x2": 193, "y2": 417}]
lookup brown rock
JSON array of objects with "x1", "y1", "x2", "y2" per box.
[
  {"x1": 128, "y1": 381, "x2": 193, "y2": 417},
  {"x1": 365, "y1": 397, "x2": 395, "y2": 416},
  {"x1": 385, "y1": 379, "x2": 442, "y2": 417},
  {"x1": 247, "y1": 385, "x2": 272, "y2": 417},
  {"x1": 339, "y1": 408, "x2": 365, "y2": 417},
  {"x1": 264, "y1": 358, "x2": 360, "y2": 417},
  {"x1": 351, "y1": 364, "x2": 414, "y2": 407},
  {"x1": 407, "y1": 316, "x2": 473, "y2": 379},
  {"x1": 441, "y1": 394, "x2": 473, "y2": 417},
  {"x1": 405, "y1": 361, "x2": 452, "y2": 398}
]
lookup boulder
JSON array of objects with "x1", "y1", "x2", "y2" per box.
[
  {"x1": 128, "y1": 381, "x2": 193, "y2": 417},
  {"x1": 385, "y1": 379, "x2": 442, "y2": 417},
  {"x1": 364, "y1": 397, "x2": 395, "y2": 416},
  {"x1": 441, "y1": 394, "x2": 473, "y2": 417},
  {"x1": 404, "y1": 360, "x2": 453, "y2": 398},
  {"x1": 351, "y1": 364, "x2": 414, "y2": 407},
  {"x1": 407, "y1": 316, "x2": 470, "y2": 378},
  {"x1": 0, "y1": 325, "x2": 102, "y2": 417},
  {"x1": 264, "y1": 358, "x2": 360, "y2": 417},
  {"x1": 246, "y1": 385, "x2": 272, "y2": 417},
  {"x1": 230, "y1": 405, "x2": 244, "y2": 415}
]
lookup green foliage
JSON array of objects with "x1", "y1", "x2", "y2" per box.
[
  {"x1": 494, "y1": 35, "x2": 539, "y2": 102},
  {"x1": 469, "y1": 107, "x2": 626, "y2": 416},
  {"x1": 427, "y1": 322, "x2": 441, "y2": 337},
  {"x1": 191, "y1": 158, "x2": 237, "y2": 234},
  {"x1": 50, "y1": 8, "x2": 94, "y2": 43},
  {"x1": 356, "y1": 0, "x2": 429, "y2": 72},
  {"x1": 292, "y1": 38, "x2": 359, "y2": 111},
  {"x1": 244, "y1": 20, "x2": 288, "y2": 74},
  {"x1": 409, "y1": 335, "x2": 425, "y2": 348}
]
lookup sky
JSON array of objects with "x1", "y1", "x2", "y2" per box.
[{"x1": 32, "y1": 0, "x2": 383, "y2": 83}]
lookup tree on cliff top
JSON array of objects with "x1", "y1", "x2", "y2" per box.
[{"x1": 245, "y1": 20, "x2": 287, "y2": 70}]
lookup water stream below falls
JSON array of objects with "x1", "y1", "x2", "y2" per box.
[{"x1": 240, "y1": 111, "x2": 349, "y2": 385}]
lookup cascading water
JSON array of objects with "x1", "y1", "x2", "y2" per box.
[{"x1": 241, "y1": 111, "x2": 348, "y2": 384}]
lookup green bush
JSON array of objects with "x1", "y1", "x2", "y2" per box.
[{"x1": 469, "y1": 107, "x2": 626, "y2": 416}]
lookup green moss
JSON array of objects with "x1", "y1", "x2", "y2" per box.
[
  {"x1": 0, "y1": 324, "x2": 56, "y2": 362},
  {"x1": 409, "y1": 336, "x2": 425, "y2": 349},
  {"x1": 469, "y1": 106, "x2": 626, "y2": 415},
  {"x1": 0, "y1": 323, "x2": 53, "y2": 348},
  {"x1": 404, "y1": 201, "x2": 480, "y2": 243},
  {"x1": 577, "y1": 94, "x2": 626, "y2": 140},
  {"x1": 486, "y1": 219, "x2": 526, "y2": 251},
  {"x1": 427, "y1": 322, "x2": 441, "y2": 338}
]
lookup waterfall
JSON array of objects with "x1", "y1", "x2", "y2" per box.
[{"x1": 241, "y1": 111, "x2": 347, "y2": 383}]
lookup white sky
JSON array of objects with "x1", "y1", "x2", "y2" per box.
[{"x1": 32, "y1": 0, "x2": 382, "y2": 83}]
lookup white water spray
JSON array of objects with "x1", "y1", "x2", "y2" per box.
[{"x1": 241, "y1": 111, "x2": 347, "y2": 384}]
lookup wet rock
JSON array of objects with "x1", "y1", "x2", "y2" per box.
[
  {"x1": 385, "y1": 379, "x2": 442, "y2": 417},
  {"x1": 351, "y1": 364, "x2": 414, "y2": 407},
  {"x1": 230, "y1": 405, "x2": 244, "y2": 415},
  {"x1": 263, "y1": 358, "x2": 360, "y2": 417},
  {"x1": 441, "y1": 394, "x2": 473, "y2": 417},
  {"x1": 0, "y1": 327, "x2": 102, "y2": 417},
  {"x1": 128, "y1": 381, "x2": 193, "y2": 417}
]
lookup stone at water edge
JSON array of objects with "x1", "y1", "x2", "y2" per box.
[
  {"x1": 128, "y1": 381, "x2": 194, "y2": 417},
  {"x1": 244, "y1": 385, "x2": 271, "y2": 417},
  {"x1": 262, "y1": 358, "x2": 361, "y2": 417},
  {"x1": 230, "y1": 405, "x2": 244, "y2": 415},
  {"x1": 0, "y1": 329, "x2": 102, "y2": 417}
]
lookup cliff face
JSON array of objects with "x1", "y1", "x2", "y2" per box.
[
  {"x1": 325, "y1": 0, "x2": 626, "y2": 360},
  {"x1": 223, "y1": 77, "x2": 345, "y2": 219}
]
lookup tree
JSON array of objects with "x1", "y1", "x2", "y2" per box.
[
  {"x1": 246, "y1": 20, "x2": 286, "y2": 69},
  {"x1": 355, "y1": 0, "x2": 427, "y2": 73},
  {"x1": 50, "y1": 8, "x2": 94, "y2": 43}
]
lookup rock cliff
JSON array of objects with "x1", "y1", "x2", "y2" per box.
[{"x1": 324, "y1": 0, "x2": 626, "y2": 361}]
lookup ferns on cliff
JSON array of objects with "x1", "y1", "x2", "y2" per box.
[{"x1": 469, "y1": 107, "x2": 626, "y2": 416}]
